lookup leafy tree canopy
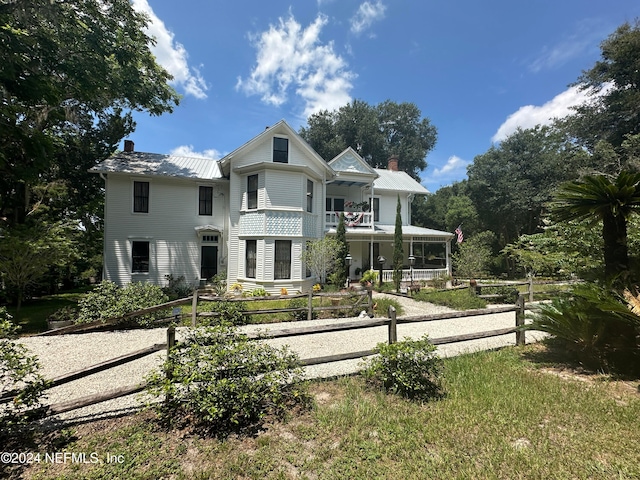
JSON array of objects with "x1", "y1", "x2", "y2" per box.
[
  {"x1": 300, "y1": 99, "x2": 437, "y2": 179},
  {"x1": 568, "y1": 20, "x2": 640, "y2": 151},
  {"x1": 0, "y1": 0, "x2": 180, "y2": 224},
  {"x1": 466, "y1": 125, "x2": 588, "y2": 248}
]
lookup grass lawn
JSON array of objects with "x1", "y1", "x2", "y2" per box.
[
  {"x1": 7, "y1": 290, "x2": 89, "y2": 335},
  {"x1": 18, "y1": 342, "x2": 640, "y2": 480}
]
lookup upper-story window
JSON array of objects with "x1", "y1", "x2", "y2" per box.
[
  {"x1": 133, "y1": 181, "x2": 149, "y2": 213},
  {"x1": 199, "y1": 186, "x2": 213, "y2": 216},
  {"x1": 273, "y1": 137, "x2": 289, "y2": 163},
  {"x1": 372, "y1": 197, "x2": 380, "y2": 222},
  {"x1": 247, "y1": 174, "x2": 258, "y2": 209},
  {"x1": 306, "y1": 179, "x2": 313, "y2": 213},
  {"x1": 326, "y1": 197, "x2": 345, "y2": 212}
]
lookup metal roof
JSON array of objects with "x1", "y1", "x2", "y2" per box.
[
  {"x1": 90, "y1": 151, "x2": 225, "y2": 180},
  {"x1": 372, "y1": 169, "x2": 429, "y2": 194},
  {"x1": 326, "y1": 224, "x2": 453, "y2": 238}
]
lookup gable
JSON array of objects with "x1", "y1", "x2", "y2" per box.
[{"x1": 329, "y1": 147, "x2": 377, "y2": 175}]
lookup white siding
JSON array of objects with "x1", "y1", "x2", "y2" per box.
[{"x1": 103, "y1": 174, "x2": 228, "y2": 286}]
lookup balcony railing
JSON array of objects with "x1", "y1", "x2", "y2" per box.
[{"x1": 326, "y1": 211, "x2": 373, "y2": 227}]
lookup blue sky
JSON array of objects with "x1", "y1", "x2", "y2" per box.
[{"x1": 129, "y1": 0, "x2": 640, "y2": 191}]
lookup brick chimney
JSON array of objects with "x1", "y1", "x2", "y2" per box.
[
  {"x1": 124, "y1": 140, "x2": 134, "y2": 152},
  {"x1": 387, "y1": 155, "x2": 399, "y2": 171}
]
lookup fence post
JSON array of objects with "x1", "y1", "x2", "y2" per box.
[
  {"x1": 367, "y1": 288, "x2": 373, "y2": 317},
  {"x1": 515, "y1": 294, "x2": 525, "y2": 346},
  {"x1": 388, "y1": 306, "x2": 397, "y2": 344},
  {"x1": 307, "y1": 291, "x2": 313, "y2": 321},
  {"x1": 191, "y1": 288, "x2": 198, "y2": 327},
  {"x1": 528, "y1": 275, "x2": 534, "y2": 303},
  {"x1": 166, "y1": 326, "x2": 176, "y2": 404}
]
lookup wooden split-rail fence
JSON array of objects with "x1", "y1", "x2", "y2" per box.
[{"x1": 3, "y1": 293, "x2": 527, "y2": 418}]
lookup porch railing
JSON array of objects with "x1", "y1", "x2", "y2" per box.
[
  {"x1": 380, "y1": 268, "x2": 448, "y2": 283},
  {"x1": 326, "y1": 211, "x2": 373, "y2": 228}
]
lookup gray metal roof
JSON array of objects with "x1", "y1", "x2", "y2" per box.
[
  {"x1": 90, "y1": 151, "x2": 225, "y2": 180},
  {"x1": 373, "y1": 169, "x2": 429, "y2": 194},
  {"x1": 326, "y1": 224, "x2": 453, "y2": 238}
]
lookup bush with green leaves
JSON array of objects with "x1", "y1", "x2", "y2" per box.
[
  {"x1": 0, "y1": 308, "x2": 48, "y2": 448},
  {"x1": 525, "y1": 283, "x2": 640, "y2": 374},
  {"x1": 146, "y1": 325, "x2": 311, "y2": 436},
  {"x1": 163, "y1": 274, "x2": 193, "y2": 298},
  {"x1": 287, "y1": 297, "x2": 316, "y2": 321},
  {"x1": 373, "y1": 297, "x2": 404, "y2": 318},
  {"x1": 362, "y1": 334, "x2": 444, "y2": 401},
  {"x1": 250, "y1": 287, "x2": 269, "y2": 297},
  {"x1": 415, "y1": 289, "x2": 487, "y2": 310},
  {"x1": 77, "y1": 280, "x2": 169, "y2": 327},
  {"x1": 46, "y1": 306, "x2": 78, "y2": 324},
  {"x1": 199, "y1": 300, "x2": 250, "y2": 325}
]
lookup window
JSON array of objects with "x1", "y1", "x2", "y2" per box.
[
  {"x1": 273, "y1": 137, "x2": 288, "y2": 163},
  {"x1": 247, "y1": 174, "x2": 258, "y2": 209},
  {"x1": 199, "y1": 186, "x2": 213, "y2": 215},
  {"x1": 133, "y1": 181, "x2": 149, "y2": 213},
  {"x1": 131, "y1": 241, "x2": 149, "y2": 273},
  {"x1": 202, "y1": 235, "x2": 218, "y2": 243},
  {"x1": 274, "y1": 240, "x2": 291, "y2": 279},
  {"x1": 326, "y1": 197, "x2": 345, "y2": 212},
  {"x1": 306, "y1": 179, "x2": 313, "y2": 213},
  {"x1": 246, "y1": 240, "x2": 257, "y2": 279},
  {"x1": 305, "y1": 241, "x2": 311, "y2": 278},
  {"x1": 373, "y1": 197, "x2": 380, "y2": 222}
]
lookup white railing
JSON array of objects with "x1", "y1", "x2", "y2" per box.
[
  {"x1": 380, "y1": 268, "x2": 448, "y2": 283},
  {"x1": 326, "y1": 211, "x2": 373, "y2": 228}
]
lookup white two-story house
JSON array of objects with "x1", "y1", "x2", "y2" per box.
[{"x1": 91, "y1": 120, "x2": 453, "y2": 294}]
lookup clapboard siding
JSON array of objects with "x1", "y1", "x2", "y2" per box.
[{"x1": 103, "y1": 174, "x2": 228, "y2": 286}]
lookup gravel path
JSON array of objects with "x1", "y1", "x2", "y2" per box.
[{"x1": 15, "y1": 294, "x2": 545, "y2": 425}]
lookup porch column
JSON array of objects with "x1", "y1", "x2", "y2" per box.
[{"x1": 446, "y1": 239, "x2": 452, "y2": 276}]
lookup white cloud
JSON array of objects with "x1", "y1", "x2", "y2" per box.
[
  {"x1": 236, "y1": 13, "x2": 355, "y2": 117},
  {"x1": 528, "y1": 20, "x2": 608, "y2": 73},
  {"x1": 132, "y1": 0, "x2": 208, "y2": 99},
  {"x1": 433, "y1": 156, "x2": 470, "y2": 177},
  {"x1": 492, "y1": 85, "x2": 610, "y2": 143},
  {"x1": 350, "y1": 1, "x2": 387, "y2": 35},
  {"x1": 170, "y1": 145, "x2": 222, "y2": 159}
]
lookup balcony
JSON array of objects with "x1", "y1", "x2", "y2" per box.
[{"x1": 326, "y1": 211, "x2": 373, "y2": 228}]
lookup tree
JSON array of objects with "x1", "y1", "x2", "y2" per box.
[
  {"x1": 332, "y1": 213, "x2": 349, "y2": 287},
  {"x1": 299, "y1": 237, "x2": 341, "y2": 285},
  {"x1": 452, "y1": 231, "x2": 497, "y2": 279},
  {"x1": 551, "y1": 171, "x2": 640, "y2": 281},
  {"x1": 392, "y1": 195, "x2": 404, "y2": 291},
  {"x1": 568, "y1": 21, "x2": 640, "y2": 151},
  {"x1": 300, "y1": 100, "x2": 437, "y2": 179},
  {"x1": 467, "y1": 126, "x2": 587, "y2": 249},
  {"x1": 0, "y1": 0, "x2": 180, "y2": 224}
]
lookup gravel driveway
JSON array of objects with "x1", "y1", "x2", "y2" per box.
[{"x1": 16, "y1": 293, "x2": 545, "y2": 425}]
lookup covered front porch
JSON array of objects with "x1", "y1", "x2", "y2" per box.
[{"x1": 329, "y1": 225, "x2": 455, "y2": 284}]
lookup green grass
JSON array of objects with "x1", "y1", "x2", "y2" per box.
[
  {"x1": 19, "y1": 343, "x2": 640, "y2": 479},
  {"x1": 415, "y1": 288, "x2": 488, "y2": 310},
  {"x1": 7, "y1": 290, "x2": 88, "y2": 335}
]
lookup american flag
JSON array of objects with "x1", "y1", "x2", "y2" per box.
[{"x1": 455, "y1": 225, "x2": 463, "y2": 243}]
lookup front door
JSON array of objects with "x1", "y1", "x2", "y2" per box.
[{"x1": 201, "y1": 246, "x2": 218, "y2": 280}]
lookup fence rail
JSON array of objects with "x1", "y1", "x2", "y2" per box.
[{"x1": 15, "y1": 294, "x2": 528, "y2": 418}]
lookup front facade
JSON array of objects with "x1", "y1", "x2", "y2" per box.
[{"x1": 92, "y1": 121, "x2": 453, "y2": 294}]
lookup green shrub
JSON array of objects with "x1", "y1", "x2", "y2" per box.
[
  {"x1": 481, "y1": 285, "x2": 519, "y2": 304},
  {"x1": 146, "y1": 325, "x2": 311, "y2": 437},
  {"x1": 163, "y1": 274, "x2": 193, "y2": 298},
  {"x1": 250, "y1": 287, "x2": 269, "y2": 297},
  {"x1": 362, "y1": 334, "x2": 443, "y2": 401},
  {"x1": 77, "y1": 281, "x2": 169, "y2": 327},
  {"x1": 287, "y1": 297, "x2": 315, "y2": 321},
  {"x1": 209, "y1": 272, "x2": 227, "y2": 296},
  {"x1": 526, "y1": 283, "x2": 640, "y2": 374},
  {"x1": 415, "y1": 289, "x2": 487, "y2": 310},
  {"x1": 0, "y1": 308, "x2": 48, "y2": 449},
  {"x1": 46, "y1": 306, "x2": 78, "y2": 324},
  {"x1": 199, "y1": 300, "x2": 249, "y2": 326},
  {"x1": 373, "y1": 297, "x2": 404, "y2": 317}
]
